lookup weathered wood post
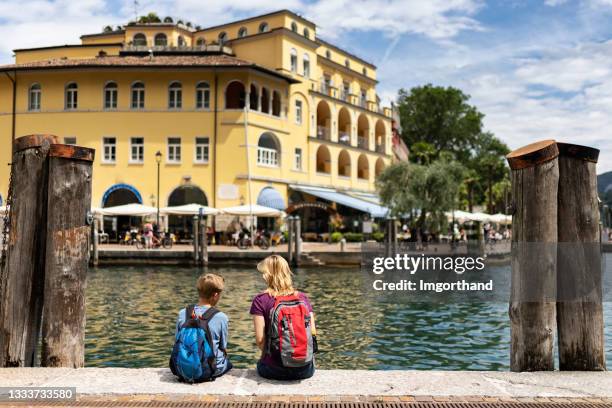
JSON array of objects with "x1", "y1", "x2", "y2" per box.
[
  {"x1": 41, "y1": 144, "x2": 94, "y2": 368},
  {"x1": 91, "y1": 218, "x2": 99, "y2": 267},
  {"x1": 294, "y1": 216, "x2": 301, "y2": 267},
  {"x1": 506, "y1": 140, "x2": 559, "y2": 372},
  {"x1": 193, "y1": 216, "x2": 199, "y2": 265},
  {"x1": 287, "y1": 216, "x2": 294, "y2": 265},
  {"x1": 0, "y1": 134, "x2": 57, "y2": 367},
  {"x1": 556, "y1": 142, "x2": 606, "y2": 370},
  {"x1": 199, "y1": 216, "x2": 208, "y2": 266}
]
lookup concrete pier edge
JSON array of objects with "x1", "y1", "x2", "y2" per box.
[{"x1": 1, "y1": 368, "x2": 611, "y2": 401}]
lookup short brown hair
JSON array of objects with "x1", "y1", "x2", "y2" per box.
[{"x1": 196, "y1": 273, "x2": 225, "y2": 299}]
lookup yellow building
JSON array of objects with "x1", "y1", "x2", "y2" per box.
[{"x1": 0, "y1": 10, "x2": 394, "y2": 238}]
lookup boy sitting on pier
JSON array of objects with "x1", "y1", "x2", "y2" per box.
[{"x1": 170, "y1": 273, "x2": 232, "y2": 382}]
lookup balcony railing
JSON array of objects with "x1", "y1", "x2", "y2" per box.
[
  {"x1": 317, "y1": 125, "x2": 331, "y2": 141},
  {"x1": 338, "y1": 131, "x2": 351, "y2": 145},
  {"x1": 257, "y1": 147, "x2": 279, "y2": 167},
  {"x1": 357, "y1": 137, "x2": 368, "y2": 150},
  {"x1": 375, "y1": 144, "x2": 385, "y2": 154}
]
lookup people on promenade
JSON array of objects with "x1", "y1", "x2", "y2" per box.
[
  {"x1": 250, "y1": 255, "x2": 317, "y2": 381},
  {"x1": 170, "y1": 273, "x2": 232, "y2": 382}
]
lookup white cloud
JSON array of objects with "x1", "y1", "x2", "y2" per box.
[{"x1": 544, "y1": 0, "x2": 568, "y2": 6}]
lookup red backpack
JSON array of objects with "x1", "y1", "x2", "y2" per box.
[{"x1": 266, "y1": 293, "x2": 314, "y2": 367}]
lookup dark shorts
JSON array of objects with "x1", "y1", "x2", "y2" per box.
[{"x1": 257, "y1": 360, "x2": 315, "y2": 381}]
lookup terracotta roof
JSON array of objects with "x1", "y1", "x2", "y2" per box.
[{"x1": 0, "y1": 55, "x2": 300, "y2": 83}]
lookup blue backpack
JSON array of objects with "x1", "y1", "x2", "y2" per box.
[{"x1": 170, "y1": 305, "x2": 220, "y2": 383}]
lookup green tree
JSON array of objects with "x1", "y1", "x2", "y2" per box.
[
  {"x1": 397, "y1": 84, "x2": 483, "y2": 163},
  {"x1": 376, "y1": 153, "x2": 466, "y2": 232},
  {"x1": 396, "y1": 84, "x2": 510, "y2": 212},
  {"x1": 138, "y1": 12, "x2": 161, "y2": 23}
]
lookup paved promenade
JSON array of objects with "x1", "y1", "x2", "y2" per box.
[{"x1": 1, "y1": 368, "x2": 611, "y2": 405}]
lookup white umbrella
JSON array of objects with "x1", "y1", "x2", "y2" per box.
[
  {"x1": 446, "y1": 210, "x2": 473, "y2": 223},
  {"x1": 93, "y1": 203, "x2": 158, "y2": 217},
  {"x1": 161, "y1": 203, "x2": 221, "y2": 216},
  {"x1": 467, "y1": 212, "x2": 492, "y2": 222},
  {"x1": 221, "y1": 204, "x2": 284, "y2": 217},
  {"x1": 490, "y1": 213, "x2": 512, "y2": 224}
]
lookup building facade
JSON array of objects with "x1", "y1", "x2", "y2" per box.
[{"x1": 0, "y1": 10, "x2": 395, "y2": 237}]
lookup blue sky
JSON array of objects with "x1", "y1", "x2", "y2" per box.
[{"x1": 1, "y1": 0, "x2": 612, "y2": 171}]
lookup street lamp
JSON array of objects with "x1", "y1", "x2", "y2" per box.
[{"x1": 155, "y1": 151, "x2": 162, "y2": 227}]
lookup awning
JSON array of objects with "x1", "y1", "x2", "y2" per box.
[
  {"x1": 290, "y1": 185, "x2": 389, "y2": 218},
  {"x1": 257, "y1": 187, "x2": 285, "y2": 210}
]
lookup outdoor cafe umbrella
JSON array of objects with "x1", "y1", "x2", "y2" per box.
[
  {"x1": 93, "y1": 203, "x2": 158, "y2": 217},
  {"x1": 221, "y1": 204, "x2": 284, "y2": 217},
  {"x1": 160, "y1": 203, "x2": 221, "y2": 216},
  {"x1": 467, "y1": 212, "x2": 493, "y2": 223},
  {"x1": 490, "y1": 213, "x2": 512, "y2": 224}
]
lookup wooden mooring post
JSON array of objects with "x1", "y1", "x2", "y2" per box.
[
  {"x1": 287, "y1": 216, "x2": 294, "y2": 265},
  {"x1": 0, "y1": 135, "x2": 57, "y2": 367},
  {"x1": 199, "y1": 215, "x2": 208, "y2": 266},
  {"x1": 193, "y1": 216, "x2": 199, "y2": 265},
  {"x1": 293, "y1": 216, "x2": 301, "y2": 267},
  {"x1": 0, "y1": 135, "x2": 94, "y2": 368},
  {"x1": 556, "y1": 142, "x2": 605, "y2": 371},
  {"x1": 41, "y1": 144, "x2": 94, "y2": 368},
  {"x1": 506, "y1": 140, "x2": 559, "y2": 372}
]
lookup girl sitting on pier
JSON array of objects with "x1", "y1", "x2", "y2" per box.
[{"x1": 250, "y1": 255, "x2": 317, "y2": 381}]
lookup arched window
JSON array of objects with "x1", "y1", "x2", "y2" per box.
[
  {"x1": 131, "y1": 81, "x2": 145, "y2": 109},
  {"x1": 196, "y1": 82, "x2": 210, "y2": 109},
  {"x1": 168, "y1": 81, "x2": 182, "y2": 109},
  {"x1": 225, "y1": 81, "x2": 245, "y2": 109},
  {"x1": 257, "y1": 133, "x2": 280, "y2": 167},
  {"x1": 272, "y1": 91, "x2": 281, "y2": 117},
  {"x1": 261, "y1": 87, "x2": 270, "y2": 114},
  {"x1": 345, "y1": 59, "x2": 350, "y2": 68},
  {"x1": 65, "y1": 82, "x2": 78, "y2": 110},
  {"x1": 358, "y1": 154, "x2": 369, "y2": 180},
  {"x1": 177, "y1": 35, "x2": 186, "y2": 46},
  {"x1": 238, "y1": 27, "x2": 248, "y2": 38},
  {"x1": 196, "y1": 37, "x2": 205, "y2": 46},
  {"x1": 325, "y1": 49, "x2": 331, "y2": 59},
  {"x1": 104, "y1": 81, "x2": 118, "y2": 109},
  {"x1": 316, "y1": 100, "x2": 331, "y2": 140},
  {"x1": 133, "y1": 33, "x2": 147, "y2": 46},
  {"x1": 291, "y1": 22, "x2": 298, "y2": 32},
  {"x1": 338, "y1": 150, "x2": 351, "y2": 177},
  {"x1": 28, "y1": 83, "x2": 41, "y2": 111},
  {"x1": 303, "y1": 53, "x2": 310, "y2": 78},
  {"x1": 250, "y1": 84, "x2": 259, "y2": 111},
  {"x1": 154, "y1": 33, "x2": 167, "y2": 46},
  {"x1": 290, "y1": 48, "x2": 298, "y2": 73},
  {"x1": 375, "y1": 158, "x2": 385, "y2": 177},
  {"x1": 259, "y1": 22, "x2": 269, "y2": 33},
  {"x1": 357, "y1": 114, "x2": 370, "y2": 149},
  {"x1": 316, "y1": 145, "x2": 331, "y2": 174},
  {"x1": 218, "y1": 32, "x2": 228, "y2": 45},
  {"x1": 338, "y1": 107, "x2": 351, "y2": 144},
  {"x1": 375, "y1": 120, "x2": 386, "y2": 153},
  {"x1": 362, "y1": 67, "x2": 367, "y2": 76},
  {"x1": 303, "y1": 28, "x2": 310, "y2": 39}
]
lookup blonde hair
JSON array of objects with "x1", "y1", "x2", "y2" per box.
[
  {"x1": 196, "y1": 273, "x2": 225, "y2": 299},
  {"x1": 257, "y1": 255, "x2": 295, "y2": 296}
]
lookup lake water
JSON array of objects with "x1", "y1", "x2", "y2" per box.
[{"x1": 85, "y1": 260, "x2": 612, "y2": 370}]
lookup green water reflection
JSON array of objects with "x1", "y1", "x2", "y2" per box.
[{"x1": 85, "y1": 265, "x2": 612, "y2": 370}]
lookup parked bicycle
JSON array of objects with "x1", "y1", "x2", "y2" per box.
[
  {"x1": 136, "y1": 232, "x2": 173, "y2": 249},
  {"x1": 237, "y1": 230, "x2": 270, "y2": 250}
]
